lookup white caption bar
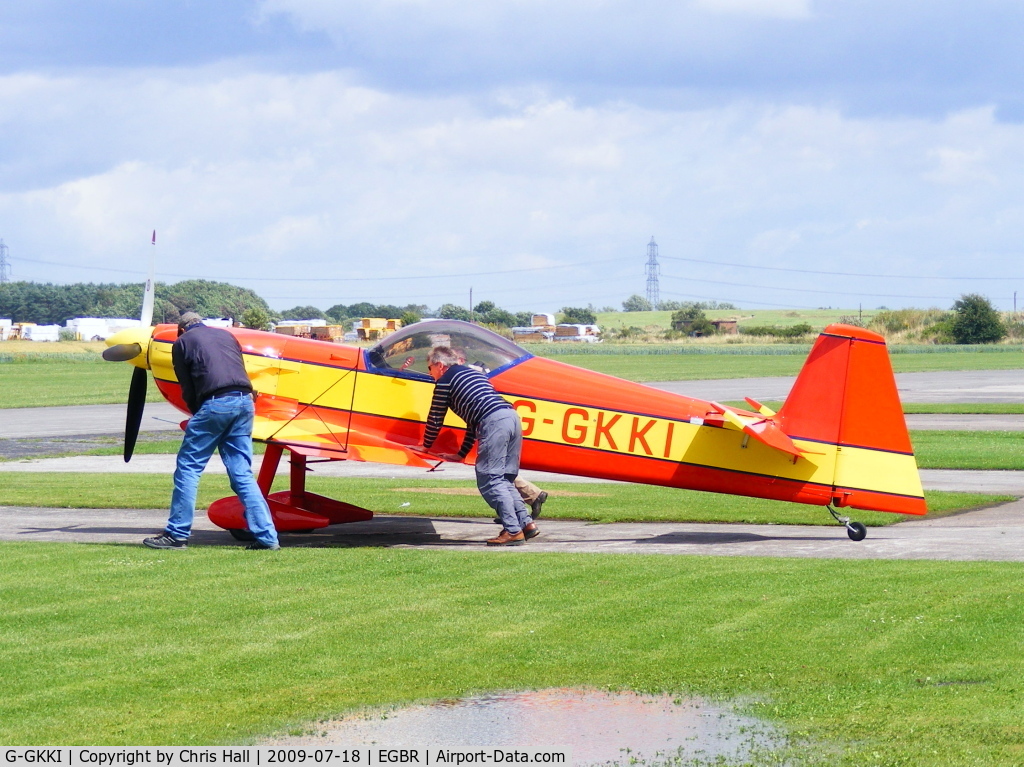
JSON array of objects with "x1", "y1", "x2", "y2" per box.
[{"x1": 1, "y1": 748, "x2": 572, "y2": 767}]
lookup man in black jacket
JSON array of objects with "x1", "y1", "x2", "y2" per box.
[{"x1": 143, "y1": 312, "x2": 279, "y2": 550}]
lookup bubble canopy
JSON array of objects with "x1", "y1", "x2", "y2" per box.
[{"x1": 365, "y1": 320, "x2": 531, "y2": 380}]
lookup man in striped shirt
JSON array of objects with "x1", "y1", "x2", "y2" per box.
[{"x1": 422, "y1": 345, "x2": 538, "y2": 545}]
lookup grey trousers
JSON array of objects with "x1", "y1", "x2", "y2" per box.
[{"x1": 475, "y1": 409, "x2": 531, "y2": 533}]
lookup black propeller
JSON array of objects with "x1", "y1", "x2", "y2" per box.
[
  {"x1": 104, "y1": 238, "x2": 157, "y2": 462},
  {"x1": 124, "y1": 367, "x2": 148, "y2": 462},
  {"x1": 102, "y1": 343, "x2": 142, "y2": 362}
]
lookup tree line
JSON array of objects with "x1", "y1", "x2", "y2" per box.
[
  {"x1": 2, "y1": 281, "x2": 1010, "y2": 344},
  {"x1": 0, "y1": 280, "x2": 273, "y2": 326},
  {"x1": 0, "y1": 281, "x2": 601, "y2": 331},
  {"x1": 274, "y1": 300, "x2": 601, "y2": 330}
]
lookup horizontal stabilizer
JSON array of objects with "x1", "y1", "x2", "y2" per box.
[
  {"x1": 744, "y1": 397, "x2": 776, "y2": 417},
  {"x1": 710, "y1": 401, "x2": 815, "y2": 459}
]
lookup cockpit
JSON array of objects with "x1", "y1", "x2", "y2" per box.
[{"x1": 365, "y1": 320, "x2": 531, "y2": 380}]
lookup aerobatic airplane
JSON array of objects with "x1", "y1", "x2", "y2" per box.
[{"x1": 103, "y1": 298, "x2": 925, "y2": 542}]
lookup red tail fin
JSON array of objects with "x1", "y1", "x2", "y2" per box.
[{"x1": 777, "y1": 324, "x2": 925, "y2": 515}]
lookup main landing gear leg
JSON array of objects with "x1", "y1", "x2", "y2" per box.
[{"x1": 828, "y1": 504, "x2": 867, "y2": 542}]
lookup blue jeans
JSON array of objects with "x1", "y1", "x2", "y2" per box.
[
  {"x1": 475, "y1": 409, "x2": 531, "y2": 534},
  {"x1": 166, "y1": 394, "x2": 279, "y2": 547}
]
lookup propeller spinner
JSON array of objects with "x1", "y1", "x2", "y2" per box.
[{"x1": 102, "y1": 343, "x2": 142, "y2": 362}]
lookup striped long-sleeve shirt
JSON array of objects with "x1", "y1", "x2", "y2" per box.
[{"x1": 423, "y1": 365, "x2": 512, "y2": 458}]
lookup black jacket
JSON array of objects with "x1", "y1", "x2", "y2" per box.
[{"x1": 171, "y1": 324, "x2": 252, "y2": 414}]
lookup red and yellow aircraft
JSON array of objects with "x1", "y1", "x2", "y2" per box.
[{"x1": 103, "y1": 318, "x2": 925, "y2": 542}]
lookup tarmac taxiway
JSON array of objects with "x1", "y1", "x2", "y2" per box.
[{"x1": 1, "y1": 370, "x2": 1021, "y2": 559}]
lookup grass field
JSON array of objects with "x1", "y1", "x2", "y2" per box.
[
  {"x1": 910, "y1": 431, "x2": 1024, "y2": 470},
  {"x1": 5, "y1": 347, "x2": 1024, "y2": 407},
  {"x1": 6, "y1": 427, "x2": 1024, "y2": 472},
  {"x1": 1, "y1": 543, "x2": 1022, "y2": 765},
  {"x1": 903, "y1": 403, "x2": 1024, "y2": 414},
  {"x1": 595, "y1": 308, "x2": 877, "y2": 331},
  {"x1": 0, "y1": 354, "x2": 161, "y2": 407},
  {"x1": 3, "y1": 342, "x2": 1023, "y2": 763},
  {"x1": 723, "y1": 401, "x2": 1024, "y2": 415},
  {"x1": 0, "y1": 340, "x2": 107, "y2": 355},
  {"x1": 535, "y1": 349, "x2": 1024, "y2": 381},
  {"x1": 0, "y1": 473, "x2": 1007, "y2": 525}
]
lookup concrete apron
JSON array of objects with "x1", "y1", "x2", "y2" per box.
[
  {"x1": 2, "y1": 497, "x2": 1022, "y2": 561},
  {"x1": 4, "y1": 453, "x2": 1024, "y2": 489}
]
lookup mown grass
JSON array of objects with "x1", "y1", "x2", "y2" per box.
[
  {"x1": 0, "y1": 473, "x2": 1006, "y2": 525},
  {"x1": 911, "y1": 431, "x2": 1024, "y2": 470},
  {"x1": 724, "y1": 401, "x2": 1024, "y2": 415},
  {"x1": 904, "y1": 403, "x2": 1024, "y2": 414},
  {"x1": 594, "y1": 308, "x2": 876, "y2": 331},
  {"x1": 0, "y1": 543, "x2": 1022, "y2": 765},
  {"x1": 0, "y1": 355, "x2": 161, "y2": 407},
  {"x1": 5, "y1": 346, "x2": 1024, "y2": 407},
  {"x1": 0, "y1": 434, "x2": 267, "y2": 460},
  {"x1": 542, "y1": 350, "x2": 1024, "y2": 381},
  {"x1": 8, "y1": 428, "x2": 1022, "y2": 471},
  {"x1": 0, "y1": 340, "x2": 107, "y2": 355}
]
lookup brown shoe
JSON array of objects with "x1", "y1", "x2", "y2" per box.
[
  {"x1": 487, "y1": 529, "x2": 525, "y2": 546},
  {"x1": 523, "y1": 522, "x2": 539, "y2": 540}
]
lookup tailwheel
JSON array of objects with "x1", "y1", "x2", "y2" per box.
[{"x1": 827, "y1": 505, "x2": 867, "y2": 542}]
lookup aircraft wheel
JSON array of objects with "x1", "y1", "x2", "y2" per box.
[
  {"x1": 228, "y1": 529, "x2": 256, "y2": 542},
  {"x1": 846, "y1": 522, "x2": 867, "y2": 542}
]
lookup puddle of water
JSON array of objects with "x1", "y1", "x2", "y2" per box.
[{"x1": 266, "y1": 688, "x2": 785, "y2": 765}]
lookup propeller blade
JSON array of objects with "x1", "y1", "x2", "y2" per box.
[
  {"x1": 124, "y1": 367, "x2": 148, "y2": 462},
  {"x1": 141, "y1": 231, "x2": 156, "y2": 327},
  {"x1": 102, "y1": 343, "x2": 142, "y2": 362},
  {"x1": 141, "y1": 275, "x2": 155, "y2": 328}
]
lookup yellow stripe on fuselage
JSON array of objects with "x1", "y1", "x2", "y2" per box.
[
  {"x1": 151, "y1": 343, "x2": 922, "y2": 499},
  {"x1": 501, "y1": 393, "x2": 837, "y2": 486},
  {"x1": 835, "y1": 445, "x2": 924, "y2": 498},
  {"x1": 351, "y1": 366, "x2": 922, "y2": 499}
]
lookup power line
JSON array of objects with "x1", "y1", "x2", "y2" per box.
[
  {"x1": 262, "y1": 276, "x2": 628, "y2": 302},
  {"x1": 659, "y1": 254, "x2": 1021, "y2": 281},
  {"x1": 12, "y1": 255, "x2": 624, "y2": 283},
  {"x1": 659, "y1": 273, "x2": 963, "y2": 302}
]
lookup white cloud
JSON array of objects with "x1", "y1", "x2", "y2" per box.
[
  {"x1": 249, "y1": 0, "x2": 1024, "y2": 123},
  {"x1": 3, "y1": 67, "x2": 1024, "y2": 311}
]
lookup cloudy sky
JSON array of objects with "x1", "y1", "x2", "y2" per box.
[{"x1": 2, "y1": 0, "x2": 1024, "y2": 313}]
